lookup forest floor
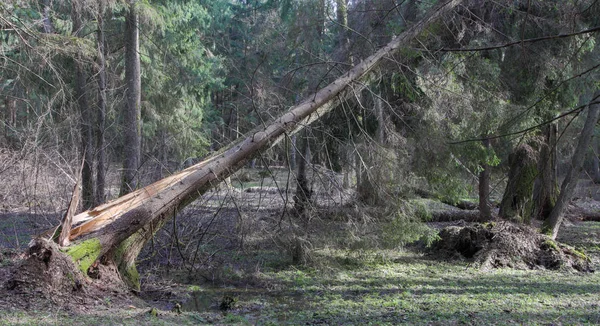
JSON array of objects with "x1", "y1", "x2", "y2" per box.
[{"x1": 0, "y1": 168, "x2": 600, "y2": 325}]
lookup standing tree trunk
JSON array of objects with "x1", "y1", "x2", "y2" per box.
[
  {"x1": 544, "y1": 92, "x2": 600, "y2": 239},
  {"x1": 499, "y1": 144, "x2": 537, "y2": 223},
  {"x1": 478, "y1": 137, "x2": 492, "y2": 220},
  {"x1": 120, "y1": 0, "x2": 142, "y2": 196},
  {"x1": 531, "y1": 123, "x2": 558, "y2": 220},
  {"x1": 336, "y1": 0, "x2": 353, "y2": 188},
  {"x1": 95, "y1": 2, "x2": 107, "y2": 206},
  {"x1": 592, "y1": 136, "x2": 600, "y2": 184},
  {"x1": 335, "y1": 0, "x2": 351, "y2": 64},
  {"x1": 289, "y1": 134, "x2": 297, "y2": 171},
  {"x1": 3, "y1": 97, "x2": 16, "y2": 147},
  {"x1": 293, "y1": 0, "x2": 326, "y2": 215},
  {"x1": 42, "y1": 0, "x2": 54, "y2": 34},
  {"x1": 33, "y1": 0, "x2": 462, "y2": 290},
  {"x1": 72, "y1": 1, "x2": 95, "y2": 210},
  {"x1": 375, "y1": 91, "x2": 385, "y2": 144},
  {"x1": 294, "y1": 130, "x2": 312, "y2": 216}
]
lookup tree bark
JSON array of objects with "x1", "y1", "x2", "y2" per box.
[
  {"x1": 335, "y1": 0, "x2": 351, "y2": 64},
  {"x1": 478, "y1": 138, "x2": 492, "y2": 220},
  {"x1": 293, "y1": 0, "x2": 326, "y2": 215},
  {"x1": 294, "y1": 130, "x2": 312, "y2": 216},
  {"x1": 42, "y1": 0, "x2": 54, "y2": 34},
  {"x1": 375, "y1": 92, "x2": 385, "y2": 144},
  {"x1": 72, "y1": 0, "x2": 95, "y2": 210},
  {"x1": 543, "y1": 92, "x2": 600, "y2": 239},
  {"x1": 48, "y1": 0, "x2": 463, "y2": 289},
  {"x1": 592, "y1": 136, "x2": 600, "y2": 184},
  {"x1": 498, "y1": 144, "x2": 537, "y2": 223},
  {"x1": 531, "y1": 123, "x2": 558, "y2": 220},
  {"x1": 95, "y1": 2, "x2": 107, "y2": 206},
  {"x1": 120, "y1": 0, "x2": 142, "y2": 196}
]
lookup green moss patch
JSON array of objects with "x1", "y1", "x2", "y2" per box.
[
  {"x1": 63, "y1": 238, "x2": 102, "y2": 274},
  {"x1": 114, "y1": 237, "x2": 141, "y2": 291}
]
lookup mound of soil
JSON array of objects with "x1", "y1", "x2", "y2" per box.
[
  {"x1": 0, "y1": 238, "x2": 142, "y2": 312},
  {"x1": 434, "y1": 221, "x2": 593, "y2": 272}
]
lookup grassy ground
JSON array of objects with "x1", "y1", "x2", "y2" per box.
[
  {"x1": 1, "y1": 165, "x2": 600, "y2": 325},
  {"x1": 1, "y1": 222, "x2": 599, "y2": 325}
]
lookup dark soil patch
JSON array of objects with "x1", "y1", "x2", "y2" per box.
[{"x1": 433, "y1": 221, "x2": 593, "y2": 272}]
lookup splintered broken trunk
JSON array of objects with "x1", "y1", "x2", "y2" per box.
[{"x1": 27, "y1": 0, "x2": 463, "y2": 290}]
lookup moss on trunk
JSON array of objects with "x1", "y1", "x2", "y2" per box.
[
  {"x1": 113, "y1": 235, "x2": 143, "y2": 291},
  {"x1": 62, "y1": 238, "x2": 102, "y2": 274}
]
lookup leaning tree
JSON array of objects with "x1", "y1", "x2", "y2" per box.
[{"x1": 19, "y1": 0, "x2": 464, "y2": 290}]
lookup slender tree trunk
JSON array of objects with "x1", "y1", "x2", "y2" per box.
[
  {"x1": 375, "y1": 92, "x2": 385, "y2": 144},
  {"x1": 120, "y1": 0, "x2": 142, "y2": 195},
  {"x1": 72, "y1": 1, "x2": 94, "y2": 210},
  {"x1": 44, "y1": 0, "x2": 462, "y2": 289},
  {"x1": 3, "y1": 97, "x2": 15, "y2": 146},
  {"x1": 336, "y1": 0, "x2": 351, "y2": 63},
  {"x1": 42, "y1": 0, "x2": 54, "y2": 34},
  {"x1": 404, "y1": 0, "x2": 419, "y2": 23},
  {"x1": 293, "y1": 0, "x2": 326, "y2": 215},
  {"x1": 592, "y1": 136, "x2": 600, "y2": 184},
  {"x1": 289, "y1": 134, "x2": 297, "y2": 171},
  {"x1": 294, "y1": 130, "x2": 312, "y2": 216},
  {"x1": 479, "y1": 137, "x2": 491, "y2": 220},
  {"x1": 95, "y1": 2, "x2": 107, "y2": 206},
  {"x1": 544, "y1": 92, "x2": 600, "y2": 239},
  {"x1": 336, "y1": 0, "x2": 352, "y2": 187},
  {"x1": 342, "y1": 145, "x2": 353, "y2": 188}
]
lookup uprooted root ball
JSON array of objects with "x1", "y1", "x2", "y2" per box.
[
  {"x1": 0, "y1": 238, "x2": 138, "y2": 311},
  {"x1": 433, "y1": 221, "x2": 593, "y2": 272}
]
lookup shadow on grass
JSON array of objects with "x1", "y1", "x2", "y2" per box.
[{"x1": 249, "y1": 251, "x2": 600, "y2": 324}]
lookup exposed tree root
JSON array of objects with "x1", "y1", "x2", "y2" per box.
[
  {"x1": 0, "y1": 238, "x2": 136, "y2": 311},
  {"x1": 433, "y1": 221, "x2": 593, "y2": 272}
]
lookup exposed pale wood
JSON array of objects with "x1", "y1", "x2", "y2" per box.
[{"x1": 57, "y1": 157, "x2": 84, "y2": 246}]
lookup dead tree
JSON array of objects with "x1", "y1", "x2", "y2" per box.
[{"x1": 34, "y1": 0, "x2": 463, "y2": 289}]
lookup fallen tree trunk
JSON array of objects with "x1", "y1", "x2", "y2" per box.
[{"x1": 37, "y1": 0, "x2": 463, "y2": 290}]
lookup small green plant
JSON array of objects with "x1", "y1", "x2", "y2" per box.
[
  {"x1": 382, "y1": 203, "x2": 439, "y2": 248},
  {"x1": 542, "y1": 238, "x2": 560, "y2": 251},
  {"x1": 414, "y1": 202, "x2": 432, "y2": 221},
  {"x1": 148, "y1": 308, "x2": 159, "y2": 317},
  {"x1": 187, "y1": 285, "x2": 201, "y2": 292}
]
